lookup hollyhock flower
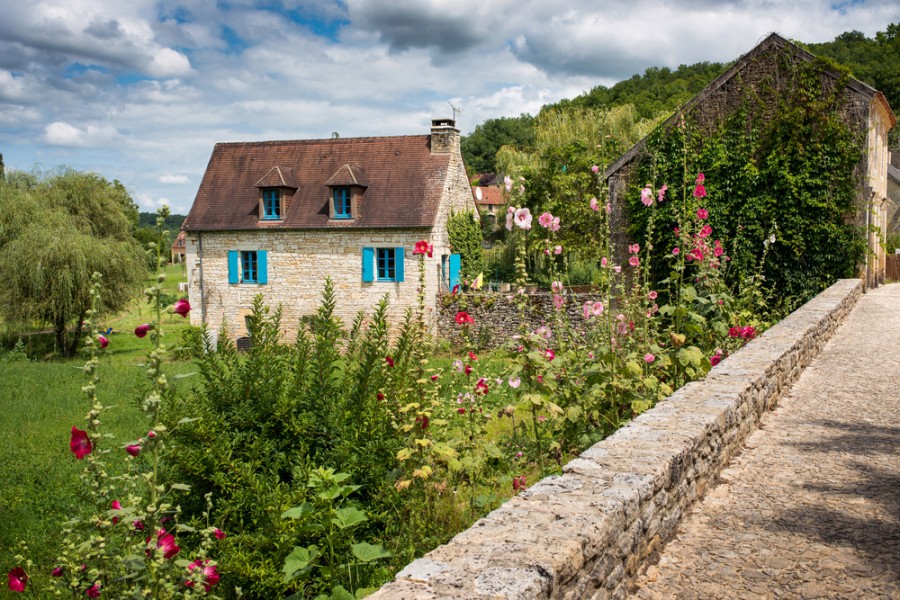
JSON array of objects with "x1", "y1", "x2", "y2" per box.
[
  {"x1": 714, "y1": 244, "x2": 724, "y2": 257},
  {"x1": 613, "y1": 265, "x2": 621, "y2": 273},
  {"x1": 648, "y1": 291, "x2": 658, "y2": 300},
  {"x1": 214, "y1": 528, "x2": 226, "y2": 540},
  {"x1": 134, "y1": 323, "x2": 151, "y2": 338},
  {"x1": 553, "y1": 294, "x2": 565, "y2": 310},
  {"x1": 455, "y1": 311, "x2": 474, "y2": 325},
  {"x1": 673, "y1": 247, "x2": 680, "y2": 256},
  {"x1": 551, "y1": 281, "x2": 563, "y2": 293},
  {"x1": 592, "y1": 301, "x2": 604, "y2": 316},
  {"x1": 640, "y1": 186, "x2": 653, "y2": 206},
  {"x1": 629, "y1": 256, "x2": 640, "y2": 267},
  {"x1": 591, "y1": 165, "x2": 600, "y2": 173},
  {"x1": 538, "y1": 212, "x2": 554, "y2": 228},
  {"x1": 133, "y1": 520, "x2": 145, "y2": 530},
  {"x1": 741, "y1": 326, "x2": 757, "y2": 340},
  {"x1": 457, "y1": 407, "x2": 466, "y2": 414},
  {"x1": 535, "y1": 325, "x2": 552, "y2": 340},
  {"x1": 550, "y1": 217, "x2": 560, "y2": 232},
  {"x1": 70, "y1": 426, "x2": 92, "y2": 460},
  {"x1": 601, "y1": 257, "x2": 608, "y2": 267},
  {"x1": 186, "y1": 559, "x2": 220, "y2": 593},
  {"x1": 96, "y1": 334, "x2": 109, "y2": 349},
  {"x1": 693, "y1": 183, "x2": 707, "y2": 198},
  {"x1": 8, "y1": 567, "x2": 27, "y2": 592},
  {"x1": 699, "y1": 224, "x2": 712, "y2": 238},
  {"x1": 475, "y1": 378, "x2": 489, "y2": 395},
  {"x1": 464, "y1": 364, "x2": 472, "y2": 376},
  {"x1": 629, "y1": 243, "x2": 640, "y2": 254},
  {"x1": 605, "y1": 203, "x2": 612, "y2": 214},
  {"x1": 728, "y1": 327, "x2": 740, "y2": 338},
  {"x1": 126, "y1": 443, "x2": 141, "y2": 457},
  {"x1": 590, "y1": 197, "x2": 599, "y2": 211},
  {"x1": 430, "y1": 374, "x2": 439, "y2": 381},
  {"x1": 554, "y1": 245, "x2": 562, "y2": 255},
  {"x1": 644, "y1": 353, "x2": 655, "y2": 363},
  {"x1": 451, "y1": 284, "x2": 460, "y2": 295},
  {"x1": 658, "y1": 184, "x2": 668, "y2": 203},
  {"x1": 710, "y1": 349, "x2": 724, "y2": 367},
  {"x1": 86, "y1": 582, "x2": 101, "y2": 598},
  {"x1": 172, "y1": 299, "x2": 191, "y2": 318},
  {"x1": 588, "y1": 351, "x2": 594, "y2": 359},
  {"x1": 416, "y1": 414, "x2": 430, "y2": 430},
  {"x1": 513, "y1": 475, "x2": 527, "y2": 491},
  {"x1": 697, "y1": 208, "x2": 709, "y2": 220},
  {"x1": 504, "y1": 175, "x2": 513, "y2": 192},
  {"x1": 696, "y1": 172, "x2": 705, "y2": 184},
  {"x1": 544, "y1": 348, "x2": 555, "y2": 361},
  {"x1": 413, "y1": 240, "x2": 430, "y2": 255},
  {"x1": 508, "y1": 377, "x2": 521, "y2": 389},
  {"x1": 537, "y1": 415, "x2": 546, "y2": 423},
  {"x1": 376, "y1": 392, "x2": 384, "y2": 401},
  {"x1": 583, "y1": 302, "x2": 592, "y2": 320},
  {"x1": 514, "y1": 207, "x2": 532, "y2": 230},
  {"x1": 468, "y1": 351, "x2": 478, "y2": 361},
  {"x1": 51, "y1": 567, "x2": 63, "y2": 577},
  {"x1": 385, "y1": 356, "x2": 394, "y2": 367},
  {"x1": 156, "y1": 530, "x2": 180, "y2": 559},
  {"x1": 453, "y1": 359, "x2": 464, "y2": 372},
  {"x1": 505, "y1": 211, "x2": 514, "y2": 231}
]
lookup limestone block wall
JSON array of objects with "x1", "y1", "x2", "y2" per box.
[
  {"x1": 185, "y1": 228, "x2": 441, "y2": 340},
  {"x1": 370, "y1": 279, "x2": 862, "y2": 600}
]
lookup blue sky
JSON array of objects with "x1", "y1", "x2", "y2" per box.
[{"x1": 0, "y1": 0, "x2": 897, "y2": 214}]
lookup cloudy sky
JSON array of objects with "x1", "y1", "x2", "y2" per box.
[{"x1": 1, "y1": 0, "x2": 897, "y2": 214}]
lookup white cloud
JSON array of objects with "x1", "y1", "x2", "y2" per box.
[
  {"x1": 158, "y1": 174, "x2": 190, "y2": 184},
  {"x1": 43, "y1": 121, "x2": 120, "y2": 147}
]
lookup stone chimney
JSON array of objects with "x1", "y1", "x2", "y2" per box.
[{"x1": 430, "y1": 118, "x2": 459, "y2": 155}]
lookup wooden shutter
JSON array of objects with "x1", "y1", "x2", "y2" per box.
[
  {"x1": 228, "y1": 251, "x2": 239, "y2": 284},
  {"x1": 449, "y1": 253, "x2": 461, "y2": 290},
  {"x1": 362, "y1": 247, "x2": 374, "y2": 282},
  {"x1": 395, "y1": 247, "x2": 404, "y2": 282},
  {"x1": 257, "y1": 250, "x2": 268, "y2": 284}
]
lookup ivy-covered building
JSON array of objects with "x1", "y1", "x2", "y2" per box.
[
  {"x1": 182, "y1": 119, "x2": 477, "y2": 340},
  {"x1": 605, "y1": 32, "x2": 895, "y2": 295}
]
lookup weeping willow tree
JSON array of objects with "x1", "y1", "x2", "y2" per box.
[{"x1": 0, "y1": 168, "x2": 146, "y2": 356}]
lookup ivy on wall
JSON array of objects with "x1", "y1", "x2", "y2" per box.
[
  {"x1": 628, "y1": 50, "x2": 867, "y2": 314},
  {"x1": 447, "y1": 209, "x2": 484, "y2": 284}
]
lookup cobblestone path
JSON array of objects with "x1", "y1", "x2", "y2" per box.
[{"x1": 629, "y1": 283, "x2": 900, "y2": 600}]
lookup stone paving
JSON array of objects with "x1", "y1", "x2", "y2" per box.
[{"x1": 629, "y1": 283, "x2": 900, "y2": 600}]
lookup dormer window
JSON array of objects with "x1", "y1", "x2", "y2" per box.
[
  {"x1": 333, "y1": 187, "x2": 352, "y2": 219},
  {"x1": 262, "y1": 189, "x2": 281, "y2": 220}
]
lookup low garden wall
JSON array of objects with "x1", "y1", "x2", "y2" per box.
[{"x1": 372, "y1": 278, "x2": 862, "y2": 599}]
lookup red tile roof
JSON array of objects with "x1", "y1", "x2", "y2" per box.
[
  {"x1": 473, "y1": 186, "x2": 505, "y2": 206},
  {"x1": 184, "y1": 135, "x2": 451, "y2": 231}
]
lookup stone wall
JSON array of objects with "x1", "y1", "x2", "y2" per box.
[{"x1": 370, "y1": 278, "x2": 862, "y2": 600}]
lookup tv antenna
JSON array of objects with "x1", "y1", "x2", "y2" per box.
[{"x1": 447, "y1": 101, "x2": 462, "y2": 123}]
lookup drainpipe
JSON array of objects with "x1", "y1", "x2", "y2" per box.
[{"x1": 198, "y1": 231, "x2": 206, "y2": 325}]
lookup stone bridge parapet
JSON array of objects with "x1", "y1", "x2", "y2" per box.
[{"x1": 371, "y1": 279, "x2": 863, "y2": 600}]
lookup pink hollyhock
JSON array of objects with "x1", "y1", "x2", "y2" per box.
[
  {"x1": 551, "y1": 280, "x2": 563, "y2": 293},
  {"x1": 590, "y1": 197, "x2": 599, "y2": 211},
  {"x1": 505, "y1": 211, "x2": 514, "y2": 231},
  {"x1": 710, "y1": 354, "x2": 722, "y2": 367},
  {"x1": 111, "y1": 499, "x2": 122, "y2": 524},
  {"x1": 699, "y1": 224, "x2": 712, "y2": 238},
  {"x1": 413, "y1": 240, "x2": 430, "y2": 255},
  {"x1": 51, "y1": 567, "x2": 63, "y2": 577},
  {"x1": 658, "y1": 184, "x2": 668, "y2": 203},
  {"x1": 592, "y1": 301, "x2": 604, "y2": 316},
  {"x1": 8, "y1": 567, "x2": 27, "y2": 592},
  {"x1": 430, "y1": 374, "x2": 439, "y2": 381},
  {"x1": 644, "y1": 353, "x2": 655, "y2": 363},
  {"x1": 538, "y1": 212, "x2": 554, "y2": 228},
  {"x1": 504, "y1": 175, "x2": 513, "y2": 192},
  {"x1": 514, "y1": 207, "x2": 532, "y2": 230},
  {"x1": 613, "y1": 265, "x2": 621, "y2": 273},
  {"x1": 97, "y1": 335, "x2": 109, "y2": 349},
  {"x1": 455, "y1": 311, "x2": 474, "y2": 325},
  {"x1": 156, "y1": 530, "x2": 180, "y2": 559},
  {"x1": 741, "y1": 326, "x2": 757, "y2": 340},
  {"x1": 629, "y1": 256, "x2": 640, "y2": 267},
  {"x1": 601, "y1": 257, "x2": 608, "y2": 267},
  {"x1": 512, "y1": 475, "x2": 527, "y2": 492},
  {"x1": 214, "y1": 528, "x2": 226, "y2": 540},
  {"x1": 553, "y1": 294, "x2": 565, "y2": 310},
  {"x1": 605, "y1": 203, "x2": 612, "y2": 214},
  {"x1": 728, "y1": 327, "x2": 740, "y2": 338},
  {"x1": 628, "y1": 243, "x2": 640, "y2": 254},
  {"x1": 126, "y1": 443, "x2": 141, "y2": 457},
  {"x1": 554, "y1": 245, "x2": 562, "y2": 255},
  {"x1": 70, "y1": 426, "x2": 92, "y2": 460},
  {"x1": 508, "y1": 377, "x2": 521, "y2": 389},
  {"x1": 648, "y1": 290, "x2": 658, "y2": 300},
  {"x1": 640, "y1": 186, "x2": 653, "y2": 206},
  {"x1": 714, "y1": 245, "x2": 724, "y2": 257},
  {"x1": 544, "y1": 348, "x2": 555, "y2": 361},
  {"x1": 86, "y1": 582, "x2": 101, "y2": 598},
  {"x1": 134, "y1": 323, "x2": 151, "y2": 338},
  {"x1": 385, "y1": 356, "x2": 394, "y2": 368},
  {"x1": 696, "y1": 172, "x2": 705, "y2": 184},
  {"x1": 591, "y1": 165, "x2": 600, "y2": 173},
  {"x1": 186, "y1": 560, "x2": 220, "y2": 593},
  {"x1": 172, "y1": 299, "x2": 191, "y2": 318},
  {"x1": 673, "y1": 247, "x2": 680, "y2": 256},
  {"x1": 693, "y1": 183, "x2": 707, "y2": 198},
  {"x1": 697, "y1": 208, "x2": 709, "y2": 220},
  {"x1": 583, "y1": 302, "x2": 592, "y2": 320},
  {"x1": 550, "y1": 216, "x2": 560, "y2": 232}
]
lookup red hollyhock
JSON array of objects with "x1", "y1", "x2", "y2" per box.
[
  {"x1": 186, "y1": 559, "x2": 220, "y2": 592},
  {"x1": 70, "y1": 426, "x2": 92, "y2": 459},
  {"x1": 86, "y1": 582, "x2": 101, "y2": 598},
  {"x1": 155, "y1": 530, "x2": 180, "y2": 559},
  {"x1": 134, "y1": 323, "x2": 151, "y2": 338},
  {"x1": 7, "y1": 567, "x2": 27, "y2": 592},
  {"x1": 125, "y1": 443, "x2": 141, "y2": 457},
  {"x1": 455, "y1": 311, "x2": 474, "y2": 325},
  {"x1": 413, "y1": 240, "x2": 430, "y2": 255},
  {"x1": 172, "y1": 299, "x2": 191, "y2": 318},
  {"x1": 385, "y1": 356, "x2": 394, "y2": 368},
  {"x1": 97, "y1": 335, "x2": 109, "y2": 349}
]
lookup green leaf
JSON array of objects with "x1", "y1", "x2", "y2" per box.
[
  {"x1": 431, "y1": 442, "x2": 458, "y2": 459},
  {"x1": 172, "y1": 372, "x2": 197, "y2": 380},
  {"x1": 351, "y1": 542, "x2": 392, "y2": 563},
  {"x1": 283, "y1": 546, "x2": 319, "y2": 582},
  {"x1": 330, "y1": 585, "x2": 356, "y2": 600},
  {"x1": 176, "y1": 416, "x2": 200, "y2": 424},
  {"x1": 396, "y1": 448, "x2": 413, "y2": 461},
  {"x1": 169, "y1": 483, "x2": 191, "y2": 491},
  {"x1": 281, "y1": 502, "x2": 314, "y2": 519},
  {"x1": 626, "y1": 361, "x2": 643, "y2": 376},
  {"x1": 355, "y1": 588, "x2": 378, "y2": 599},
  {"x1": 522, "y1": 393, "x2": 544, "y2": 407},
  {"x1": 333, "y1": 506, "x2": 367, "y2": 530},
  {"x1": 682, "y1": 285, "x2": 698, "y2": 302}
]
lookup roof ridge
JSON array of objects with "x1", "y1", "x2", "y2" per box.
[{"x1": 216, "y1": 134, "x2": 429, "y2": 147}]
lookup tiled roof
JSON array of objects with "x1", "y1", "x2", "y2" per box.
[
  {"x1": 184, "y1": 135, "x2": 449, "y2": 230},
  {"x1": 254, "y1": 165, "x2": 298, "y2": 189},
  {"x1": 473, "y1": 186, "x2": 505, "y2": 205}
]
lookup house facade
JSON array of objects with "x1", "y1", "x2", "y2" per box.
[
  {"x1": 605, "y1": 33, "x2": 896, "y2": 288},
  {"x1": 473, "y1": 185, "x2": 506, "y2": 229},
  {"x1": 182, "y1": 119, "x2": 477, "y2": 339}
]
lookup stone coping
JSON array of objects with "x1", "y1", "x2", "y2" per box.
[{"x1": 370, "y1": 279, "x2": 862, "y2": 600}]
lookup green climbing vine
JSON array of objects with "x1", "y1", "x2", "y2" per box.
[{"x1": 447, "y1": 209, "x2": 484, "y2": 284}]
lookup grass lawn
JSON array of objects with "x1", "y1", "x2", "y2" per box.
[{"x1": 0, "y1": 264, "x2": 199, "y2": 597}]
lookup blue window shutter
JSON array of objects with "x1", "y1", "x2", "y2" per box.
[
  {"x1": 449, "y1": 253, "x2": 461, "y2": 290},
  {"x1": 228, "y1": 251, "x2": 239, "y2": 284},
  {"x1": 257, "y1": 250, "x2": 268, "y2": 284},
  {"x1": 362, "y1": 247, "x2": 374, "y2": 282},
  {"x1": 395, "y1": 247, "x2": 404, "y2": 282}
]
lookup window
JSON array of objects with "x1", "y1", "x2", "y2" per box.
[
  {"x1": 228, "y1": 250, "x2": 268, "y2": 285},
  {"x1": 262, "y1": 189, "x2": 281, "y2": 219},
  {"x1": 333, "y1": 187, "x2": 351, "y2": 219},
  {"x1": 362, "y1": 247, "x2": 404, "y2": 282}
]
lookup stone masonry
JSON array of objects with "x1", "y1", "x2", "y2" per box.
[{"x1": 369, "y1": 279, "x2": 862, "y2": 599}]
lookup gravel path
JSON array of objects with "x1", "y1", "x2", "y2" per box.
[{"x1": 629, "y1": 283, "x2": 900, "y2": 600}]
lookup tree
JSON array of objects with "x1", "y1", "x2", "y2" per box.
[
  {"x1": 461, "y1": 114, "x2": 536, "y2": 175},
  {"x1": 0, "y1": 168, "x2": 146, "y2": 356}
]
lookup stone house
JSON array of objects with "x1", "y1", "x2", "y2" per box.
[
  {"x1": 605, "y1": 32, "x2": 896, "y2": 288},
  {"x1": 182, "y1": 119, "x2": 477, "y2": 339},
  {"x1": 170, "y1": 230, "x2": 186, "y2": 263},
  {"x1": 473, "y1": 185, "x2": 506, "y2": 229}
]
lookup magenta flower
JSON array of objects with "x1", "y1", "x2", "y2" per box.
[
  {"x1": 8, "y1": 567, "x2": 27, "y2": 593},
  {"x1": 468, "y1": 351, "x2": 478, "y2": 361},
  {"x1": 644, "y1": 353, "x2": 655, "y2": 364},
  {"x1": 86, "y1": 582, "x2": 101, "y2": 598},
  {"x1": 601, "y1": 257, "x2": 607, "y2": 267},
  {"x1": 172, "y1": 299, "x2": 191, "y2": 318},
  {"x1": 544, "y1": 348, "x2": 555, "y2": 361},
  {"x1": 513, "y1": 475, "x2": 527, "y2": 492},
  {"x1": 475, "y1": 378, "x2": 490, "y2": 395},
  {"x1": 186, "y1": 559, "x2": 220, "y2": 593},
  {"x1": 590, "y1": 197, "x2": 599, "y2": 211},
  {"x1": 97, "y1": 335, "x2": 109, "y2": 349},
  {"x1": 156, "y1": 530, "x2": 180, "y2": 559},
  {"x1": 629, "y1": 256, "x2": 640, "y2": 267},
  {"x1": 430, "y1": 374, "x2": 439, "y2": 381},
  {"x1": 710, "y1": 354, "x2": 722, "y2": 367},
  {"x1": 514, "y1": 207, "x2": 532, "y2": 230},
  {"x1": 385, "y1": 356, "x2": 394, "y2": 368},
  {"x1": 699, "y1": 224, "x2": 712, "y2": 238},
  {"x1": 455, "y1": 311, "x2": 474, "y2": 325},
  {"x1": 51, "y1": 567, "x2": 63, "y2": 577},
  {"x1": 673, "y1": 247, "x2": 680, "y2": 256},
  {"x1": 658, "y1": 184, "x2": 668, "y2": 203},
  {"x1": 126, "y1": 443, "x2": 141, "y2": 457},
  {"x1": 134, "y1": 323, "x2": 151, "y2": 338},
  {"x1": 464, "y1": 364, "x2": 472, "y2": 376},
  {"x1": 133, "y1": 520, "x2": 145, "y2": 530},
  {"x1": 214, "y1": 528, "x2": 226, "y2": 540},
  {"x1": 70, "y1": 426, "x2": 92, "y2": 460},
  {"x1": 648, "y1": 290, "x2": 658, "y2": 300},
  {"x1": 697, "y1": 208, "x2": 709, "y2": 220},
  {"x1": 538, "y1": 212, "x2": 554, "y2": 228},
  {"x1": 693, "y1": 183, "x2": 707, "y2": 198}
]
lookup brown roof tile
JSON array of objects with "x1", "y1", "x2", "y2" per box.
[
  {"x1": 184, "y1": 135, "x2": 449, "y2": 231},
  {"x1": 473, "y1": 186, "x2": 505, "y2": 206},
  {"x1": 254, "y1": 165, "x2": 298, "y2": 189}
]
